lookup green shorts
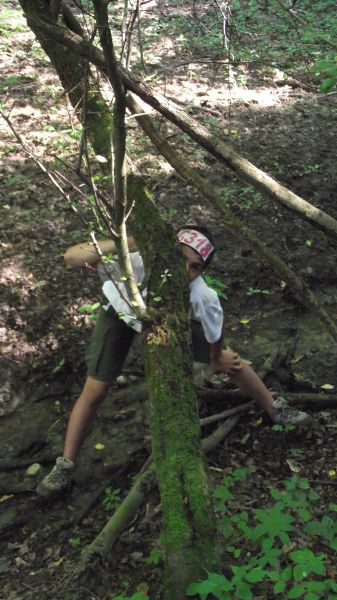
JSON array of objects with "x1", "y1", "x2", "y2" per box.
[{"x1": 86, "y1": 307, "x2": 211, "y2": 383}]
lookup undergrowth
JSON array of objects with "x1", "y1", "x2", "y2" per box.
[{"x1": 187, "y1": 468, "x2": 337, "y2": 600}]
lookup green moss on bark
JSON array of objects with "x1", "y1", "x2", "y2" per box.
[{"x1": 146, "y1": 334, "x2": 219, "y2": 598}]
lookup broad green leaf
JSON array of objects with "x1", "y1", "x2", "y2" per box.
[
  {"x1": 306, "y1": 581, "x2": 327, "y2": 593},
  {"x1": 213, "y1": 487, "x2": 233, "y2": 501},
  {"x1": 273, "y1": 580, "x2": 286, "y2": 594},
  {"x1": 281, "y1": 566, "x2": 293, "y2": 581},
  {"x1": 236, "y1": 582, "x2": 252, "y2": 600},
  {"x1": 245, "y1": 568, "x2": 267, "y2": 583},
  {"x1": 79, "y1": 302, "x2": 100, "y2": 313},
  {"x1": 298, "y1": 508, "x2": 311, "y2": 522},
  {"x1": 186, "y1": 580, "x2": 213, "y2": 599},
  {"x1": 320, "y1": 79, "x2": 336, "y2": 93},
  {"x1": 330, "y1": 539, "x2": 337, "y2": 551},
  {"x1": 304, "y1": 520, "x2": 324, "y2": 536},
  {"x1": 288, "y1": 584, "x2": 306, "y2": 598}
]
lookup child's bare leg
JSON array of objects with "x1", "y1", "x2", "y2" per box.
[
  {"x1": 63, "y1": 376, "x2": 110, "y2": 463},
  {"x1": 229, "y1": 361, "x2": 275, "y2": 416}
]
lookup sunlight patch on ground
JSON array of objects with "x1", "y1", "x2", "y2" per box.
[{"x1": 164, "y1": 79, "x2": 296, "y2": 109}]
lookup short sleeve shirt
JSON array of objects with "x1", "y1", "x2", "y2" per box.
[
  {"x1": 98, "y1": 254, "x2": 223, "y2": 342},
  {"x1": 189, "y1": 276, "x2": 223, "y2": 343}
]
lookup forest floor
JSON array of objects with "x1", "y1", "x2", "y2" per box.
[{"x1": 1, "y1": 2, "x2": 337, "y2": 599}]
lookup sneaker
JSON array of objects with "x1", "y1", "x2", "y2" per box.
[
  {"x1": 36, "y1": 457, "x2": 74, "y2": 498},
  {"x1": 271, "y1": 396, "x2": 312, "y2": 427}
]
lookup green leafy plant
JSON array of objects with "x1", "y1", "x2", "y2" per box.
[
  {"x1": 102, "y1": 487, "x2": 122, "y2": 510},
  {"x1": 187, "y1": 471, "x2": 337, "y2": 599},
  {"x1": 69, "y1": 537, "x2": 81, "y2": 547},
  {"x1": 297, "y1": 163, "x2": 320, "y2": 175},
  {"x1": 78, "y1": 301, "x2": 101, "y2": 320},
  {"x1": 146, "y1": 546, "x2": 161, "y2": 566},
  {"x1": 272, "y1": 423, "x2": 295, "y2": 433},
  {"x1": 52, "y1": 357, "x2": 65, "y2": 374},
  {"x1": 237, "y1": 187, "x2": 263, "y2": 211},
  {"x1": 312, "y1": 58, "x2": 337, "y2": 93},
  {"x1": 204, "y1": 276, "x2": 229, "y2": 300},
  {"x1": 149, "y1": 291, "x2": 162, "y2": 303}
]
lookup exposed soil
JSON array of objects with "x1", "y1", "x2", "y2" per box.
[{"x1": 1, "y1": 2, "x2": 337, "y2": 599}]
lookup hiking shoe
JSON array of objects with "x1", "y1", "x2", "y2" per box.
[
  {"x1": 271, "y1": 396, "x2": 312, "y2": 427},
  {"x1": 36, "y1": 457, "x2": 74, "y2": 498}
]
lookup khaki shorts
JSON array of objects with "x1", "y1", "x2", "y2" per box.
[{"x1": 86, "y1": 307, "x2": 211, "y2": 383}]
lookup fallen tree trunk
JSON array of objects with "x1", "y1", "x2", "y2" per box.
[
  {"x1": 109, "y1": 383, "x2": 337, "y2": 410},
  {"x1": 122, "y1": 79, "x2": 337, "y2": 241},
  {"x1": 21, "y1": 15, "x2": 337, "y2": 241},
  {"x1": 199, "y1": 388, "x2": 337, "y2": 408}
]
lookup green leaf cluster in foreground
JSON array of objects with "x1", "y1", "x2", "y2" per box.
[{"x1": 187, "y1": 470, "x2": 337, "y2": 599}]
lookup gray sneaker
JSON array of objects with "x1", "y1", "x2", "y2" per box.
[
  {"x1": 36, "y1": 457, "x2": 74, "y2": 498},
  {"x1": 271, "y1": 396, "x2": 312, "y2": 427}
]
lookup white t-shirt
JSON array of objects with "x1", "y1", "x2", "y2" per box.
[
  {"x1": 99, "y1": 253, "x2": 223, "y2": 343},
  {"x1": 98, "y1": 252, "x2": 145, "y2": 333},
  {"x1": 189, "y1": 275, "x2": 224, "y2": 343}
]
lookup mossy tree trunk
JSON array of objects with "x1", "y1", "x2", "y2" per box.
[
  {"x1": 19, "y1": 2, "x2": 220, "y2": 597},
  {"x1": 130, "y1": 177, "x2": 220, "y2": 597}
]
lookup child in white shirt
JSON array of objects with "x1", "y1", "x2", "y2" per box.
[{"x1": 37, "y1": 225, "x2": 311, "y2": 498}]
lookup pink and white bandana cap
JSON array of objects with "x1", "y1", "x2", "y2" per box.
[{"x1": 178, "y1": 229, "x2": 214, "y2": 261}]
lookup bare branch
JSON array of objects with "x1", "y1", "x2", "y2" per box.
[
  {"x1": 92, "y1": 0, "x2": 147, "y2": 318},
  {"x1": 19, "y1": 17, "x2": 337, "y2": 246}
]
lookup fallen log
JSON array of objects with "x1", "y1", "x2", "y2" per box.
[{"x1": 198, "y1": 389, "x2": 337, "y2": 408}]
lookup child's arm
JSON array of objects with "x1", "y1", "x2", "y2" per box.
[{"x1": 64, "y1": 236, "x2": 137, "y2": 268}]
